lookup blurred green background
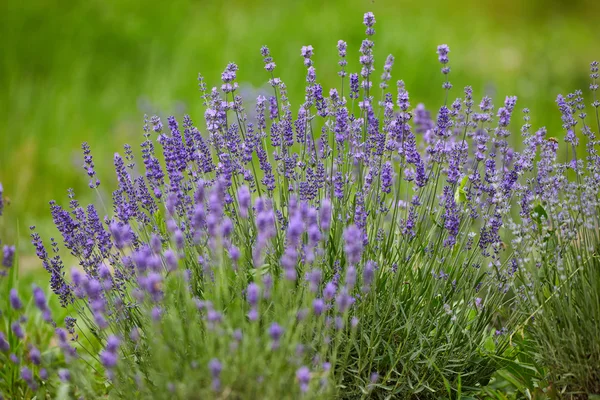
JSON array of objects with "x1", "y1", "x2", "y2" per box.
[{"x1": 1, "y1": 0, "x2": 599, "y2": 260}]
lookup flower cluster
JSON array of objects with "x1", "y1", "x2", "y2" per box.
[{"x1": 1, "y1": 11, "x2": 599, "y2": 399}]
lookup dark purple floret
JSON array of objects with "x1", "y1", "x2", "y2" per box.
[
  {"x1": 29, "y1": 346, "x2": 41, "y2": 365},
  {"x1": 349, "y1": 73, "x2": 360, "y2": 99},
  {"x1": 21, "y1": 366, "x2": 37, "y2": 390},
  {"x1": 12, "y1": 322, "x2": 24, "y2": 339}
]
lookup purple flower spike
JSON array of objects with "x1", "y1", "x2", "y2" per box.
[
  {"x1": 81, "y1": 142, "x2": 100, "y2": 189},
  {"x1": 296, "y1": 366, "x2": 311, "y2": 393},
  {"x1": 11, "y1": 322, "x2": 24, "y2": 339},
  {"x1": 437, "y1": 44, "x2": 450, "y2": 65},
  {"x1": 58, "y1": 369, "x2": 71, "y2": 382},
  {"x1": 0, "y1": 332, "x2": 10, "y2": 352},
  {"x1": 268, "y1": 322, "x2": 284, "y2": 348},
  {"x1": 2, "y1": 245, "x2": 15, "y2": 268},
  {"x1": 306, "y1": 269, "x2": 322, "y2": 293},
  {"x1": 363, "y1": 12, "x2": 376, "y2": 36},
  {"x1": 209, "y1": 358, "x2": 222, "y2": 391},
  {"x1": 164, "y1": 249, "x2": 178, "y2": 272},
  {"x1": 323, "y1": 281, "x2": 337, "y2": 300},
  {"x1": 237, "y1": 185, "x2": 251, "y2": 218},
  {"x1": 246, "y1": 283, "x2": 260, "y2": 307},
  {"x1": 109, "y1": 222, "x2": 132, "y2": 250},
  {"x1": 9, "y1": 289, "x2": 22, "y2": 310},
  {"x1": 313, "y1": 298, "x2": 325, "y2": 316},
  {"x1": 21, "y1": 367, "x2": 37, "y2": 390},
  {"x1": 29, "y1": 346, "x2": 41, "y2": 365},
  {"x1": 362, "y1": 261, "x2": 376, "y2": 291},
  {"x1": 343, "y1": 225, "x2": 363, "y2": 265}
]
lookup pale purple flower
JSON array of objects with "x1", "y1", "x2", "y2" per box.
[
  {"x1": 296, "y1": 366, "x2": 311, "y2": 393},
  {"x1": 9, "y1": 289, "x2": 22, "y2": 310},
  {"x1": 2, "y1": 245, "x2": 15, "y2": 268},
  {"x1": 209, "y1": 358, "x2": 222, "y2": 391}
]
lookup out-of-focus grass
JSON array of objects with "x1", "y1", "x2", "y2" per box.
[{"x1": 0, "y1": 0, "x2": 599, "y2": 259}]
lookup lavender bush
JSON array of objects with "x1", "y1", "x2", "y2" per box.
[
  {"x1": 1, "y1": 185, "x2": 67, "y2": 399},
  {"x1": 1, "y1": 11, "x2": 599, "y2": 399}
]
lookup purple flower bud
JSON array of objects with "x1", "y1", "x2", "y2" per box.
[
  {"x1": 296, "y1": 366, "x2": 311, "y2": 393},
  {"x1": 237, "y1": 186, "x2": 251, "y2": 218},
  {"x1": 323, "y1": 282, "x2": 337, "y2": 300},
  {"x1": 21, "y1": 366, "x2": 36, "y2": 390},
  {"x1": 0, "y1": 332, "x2": 10, "y2": 352},
  {"x1": 174, "y1": 230, "x2": 185, "y2": 250},
  {"x1": 343, "y1": 225, "x2": 363, "y2": 265},
  {"x1": 12, "y1": 322, "x2": 24, "y2": 339},
  {"x1": 263, "y1": 274, "x2": 273, "y2": 299},
  {"x1": 100, "y1": 350, "x2": 118, "y2": 369},
  {"x1": 164, "y1": 249, "x2": 178, "y2": 271},
  {"x1": 222, "y1": 217, "x2": 233, "y2": 238},
  {"x1": 106, "y1": 335, "x2": 120, "y2": 353},
  {"x1": 363, "y1": 261, "x2": 376, "y2": 290},
  {"x1": 9, "y1": 289, "x2": 22, "y2": 310},
  {"x1": 229, "y1": 246, "x2": 240, "y2": 264},
  {"x1": 268, "y1": 322, "x2": 284, "y2": 343},
  {"x1": 58, "y1": 369, "x2": 71, "y2": 382},
  {"x1": 313, "y1": 298, "x2": 325, "y2": 316},
  {"x1": 208, "y1": 358, "x2": 222, "y2": 391},
  {"x1": 345, "y1": 266, "x2": 357, "y2": 289},
  {"x1": 86, "y1": 278, "x2": 102, "y2": 299},
  {"x1": 109, "y1": 222, "x2": 132, "y2": 250},
  {"x1": 246, "y1": 283, "x2": 260, "y2": 307},
  {"x1": 150, "y1": 234, "x2": 163, "y2": 253},
  {"x1": 335, "y1": 288, "x2": 354, "y2": 313},
  {"x1": 475, "y1": 298, "x2": 483, "y2": 309},
  {"x1": 142, "y1": 273, "x2": 163, "y2": 301},
  {"x1": 2, "y1": 245, "x2": 15, "y2": 267},
  {"x1": 306, "y1": 269, "x2": 322, "y2": 293},
  {"x1": 151, "y1": 306, "x2": 162, "y2": 321},
  {"x1": 29, "y1": 346, "x2": 41, "y2": 365},
  {"x1": 370, "y1": 372, "x2": 379, "y2": 383},
  {"x1": 436, "y1": 44, "x2": 450, "y2": 64},
  {"x1": 207, "y1": 310, "x2": 222, "y2": 324},
  {"x1": 40, "y1": 368, "x2": 48, "y2": 380}
]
